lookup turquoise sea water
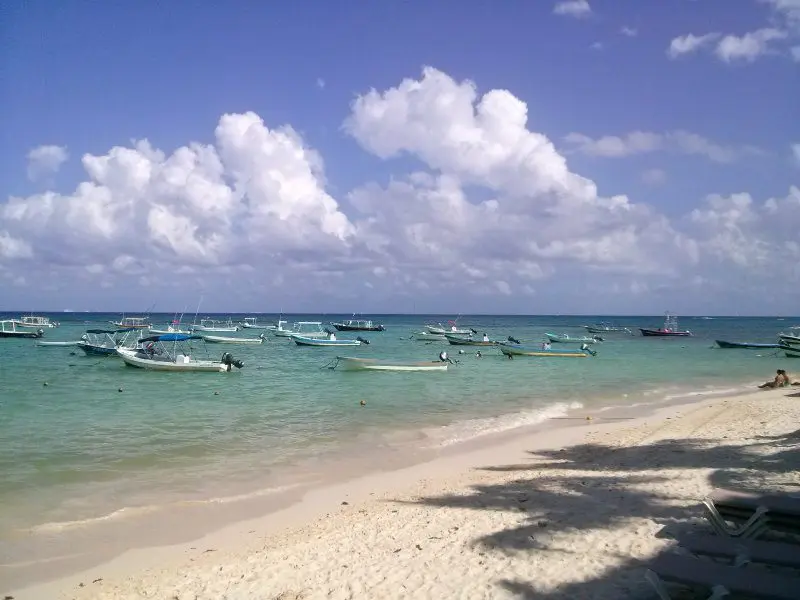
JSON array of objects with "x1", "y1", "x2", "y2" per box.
[{"x1": 0, "y1": 313, "x2": 797, "y2": 556}]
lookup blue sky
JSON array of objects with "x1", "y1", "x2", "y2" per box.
[{"x1": 1, "y1": 0, "x2": 798, "y2": 314}]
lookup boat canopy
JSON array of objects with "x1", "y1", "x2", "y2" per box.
[
  {"x1": 140, "y1": 333, "x2": 202, "y2": 342},
  {"x1": 86, "y1": 328, "x2": 137, "y2": 334}
]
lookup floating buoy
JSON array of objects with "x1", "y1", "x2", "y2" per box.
[
  {"x1": 43, "y1": 382, "x2": 49, "y2": 387},
  {"x1": 214, "y1": 391, "x2": 220, "y2": 396},
  {"x1": 118, "y1": 387, "x2": 123, "y2": 393},
  {"x1": 360, "y1": 400, "x2": 366, "y2": 406}
]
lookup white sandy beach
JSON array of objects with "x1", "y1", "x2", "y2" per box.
[{"x1": 11, "y1": 386, "x2": 800, "y2": 600}]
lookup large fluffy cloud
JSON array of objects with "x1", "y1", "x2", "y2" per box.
[{"x1": 1, "y1": 68, "x2": 797, "y2": 311}]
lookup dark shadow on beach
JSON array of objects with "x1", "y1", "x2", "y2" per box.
[{"x1": 398, "y1": 433, "x2": 800, "y2": 598}]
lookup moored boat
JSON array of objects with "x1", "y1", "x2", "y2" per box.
[
  {"x1": 499, "y1": 342, "x2": 596, "y2": 358},
  {"x1": 240, "y1": 317, "x2": 271, "y2": 330},
  {"x1": 640, "y1": 313, "x2": 691, "y2": 337},
  {"x1": 425, "y1": 321, "x2": 475, "y2": 336},
  {"x1": 117, "y1": 334, "x2": 244, "y2": 372},
  {"x1": 778, "y1": 333, "x2": 800, "y2": 346},
  {"x1": 201, "y1": 334, "x2": 266, "y2": 344},
  {"x1": 18, "y1": 315, "x2": 58, "y2": 328},
  {"x1": 78, "y1": 328, "x2": 139, "y2": 356},
  {"x1": 715, "y1": 340, "x2": 783, "y2": 349},
  {"x1": 333, "y1": 356, "x2": 450, "y2": 372},
  {"x1": 585, "y1": 323, "x2": 631, "y2": 335},
  {"x1": 545, "y1": 332, "x2": 602, "y2": 344},
  {"x1": 785, "y1": 346, "x2": 800, "y2": 358},
  {"x1": 191, "y1": 318, "x2": 239, "y2": 332},
  {"x1": 109, "y1": 316, "x2": 151, "y2": 329},
  {"x1": 0, "y1": 320, "x2": 44, "y2": 339},
  {"x1": 445, "y1": 334, "x2": 497, "y2": 346},
  {"x1": 36, "y1": 340, "x2": 84, "y2": 347},
  {"x1": 292, "y1": 334, "x2": 363, "y2": 347},
  {"x1": 275, "y1": 321, "x2": 328, "y2": 339},
  {"x1": 331, "y1": 319, "x2": 385, "y2": 332},
  {"x1": 412, "y1": 331, "x2": 445, "y2": 341}
]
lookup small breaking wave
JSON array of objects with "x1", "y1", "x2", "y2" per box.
[
  {"x1": 430, "y1": 401, "x2": 583, "y2": 447},
  {"x1": 25, "y1": 482, "x2": 304, "y2": 534}
]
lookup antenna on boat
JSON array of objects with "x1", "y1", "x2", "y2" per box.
[{"x1": 192, "y1": 296, "x2": 203, "y2": 330}]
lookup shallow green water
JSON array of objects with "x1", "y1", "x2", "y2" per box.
[{"x1": 0, "y1": 313, "x2": 796, "y2": 536}]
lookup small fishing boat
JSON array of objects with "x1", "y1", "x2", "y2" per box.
[
  {"x1": 585, "y1": 323, "x2": 631, "y2": 335},
  {"x1": 117, "y1": 334, "x2": 244, "y2": 372},
  {"x1": 425, "y1": 321, "x2": 475, "y2": 336},
  {"x1": 331, "y1": 319, "x2": 386, "y2": 332},
  {"x1": 445, "y1": 334, "x2": 497, "y2": 346},
  {"x1": 412, "y1": 331, "x2": 445, "y2": 341},
  {"x1": 18, "y1": 315, "x2": 58, "y2": 328},
  {"x1": 0, "y1": 320, "x2": 44, "y2": 339},
  {"x1": 292, "y1": 334, "x2": 364, "y2": 347},
  {"x1": 640, "y1": 313, "x2": 692, "y2": 337},
  {"x1": 36, "y1": 340, "x2": 84, "y2": 347},
  {"x1": 275, "y1": 321, "x2": 328, "y2": 339},
  {"x1": 109, "y1": 316, "x2": 151, "y2": 329},
  {"x1": 333, "y1": 356, "x2": 450, "y2": 372},
  {"x1": 240, "y1": 317, "x2": 271, "y2": 330},
  {"x1": 778, "y1": 333, "x2": 800, "y2": 346},
  {"x1": 149, "y1": 321, "x2": 191, "y2": 335},
  {"x1": 78, "y1": 328, "x2": 138, "y2": 356},
  {"x1": 545, "y1": 332, "x2": 602, "y2": 344},
  {"x1": 201, "y1": 333, "x2": 266, "y2": 344},
  {"x1": 499, "y1": 342, "x2": 596, "y2": 358},
  {"x1": 191, "y1": 318, "x2": 239, "y2": 332},
  {"x1": 715, "y1": 340, "x2": 783, "y2": 349}
]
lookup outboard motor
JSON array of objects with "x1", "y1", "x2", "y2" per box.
[
  {"x1": 356, "y1": 336, "x2": 370, "y2": 345},
  {"x1": 438, "y1": 350, "x2": 455, "y2": 364},
  {"x1": 507, "y1": 336, "x2": 521, "y2": 345},
  {"x1": 221, "y1": 352, "x2": 245, "y2": 371}
]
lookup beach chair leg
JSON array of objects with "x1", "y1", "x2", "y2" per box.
[
  {"x1": 645, "y1": 570, "x2": 731, "y2": 600},
  {"x1": 644, "y1": 570, "x2": 673, "y2": 600},
  {"x1": 701, "y1": 500, "x2": 769, "y2": 538}
]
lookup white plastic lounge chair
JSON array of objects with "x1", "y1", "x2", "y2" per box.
[
  {"x1": 702, "y1": 489, "x2": 800, "y2": 539},
  {"x1": 645, "y1": 553, "x2": 800, "y2": 600},
  {"x1": 675, "y1": 533, "x2": 800, "y2": 568}
]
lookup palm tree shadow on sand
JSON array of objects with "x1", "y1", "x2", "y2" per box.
[{"x1": 395, "y1": 435, "x2": 800, "y2": 598}]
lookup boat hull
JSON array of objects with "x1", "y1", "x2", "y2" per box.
[
  {"x1": 778, "y1": 334, "x2": 800, "y2": 346},
  {"x1": 0, "y1": 328, "x2": 44, "y2": 339},
  {"x1": 445, "y1": 335, "x2": 496, "y2": 346},
  {"x1": 292, "y1": 335, "x2": 361, "y2": 347},
  {"x1": 640, "y1": 329, "x2": 692, "y2": 337},
  {"x1": 715, "y1": 340, "x2": 782, "y2": 349},
  {"x1": 499, "y1": 344, "x2": 593, "y2": 358},
  {"x1": 201, "y1": 335, "x2": 264, "y2": 344},
  {"x1": 332, "y1": 323, "x2": 385, "y2": 332},
  {"x1": 786, "y1": 348, "x2": 800, "y2": 358},
  {"x1": 335, "y1": 357, "x2": 448, "y2": 372},
  {"x1": 116, "y1": 348, "x2": 233, "y2": 372},
  {"x1": 585, "y1": 326, "x2": 630, "y2": 334},
  {"x1": 425, "y1": 326, "x2": 472, "y2": 336},
  {"x1": 36, "y1": 340, "x2": 83, "y2": 347},
  {"x1": 545, "y1": 333, "x2": 598, "y2": 344},
  {"x1": 192, "y1": 326, "x2": 239, "y2": 333},
  {"x1": 78, "y1": 342, "x2": 119, "y2": 356}
]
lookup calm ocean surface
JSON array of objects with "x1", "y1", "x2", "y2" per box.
[{"x1": 0, "y1": 313, "x2": 797, "y2": 541}]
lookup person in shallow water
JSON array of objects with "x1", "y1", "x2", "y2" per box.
[{"x1": 758, "y1": 369, "x2": 798, "y2": 388}]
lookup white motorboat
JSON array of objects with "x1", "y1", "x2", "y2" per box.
[
  {"x1": 191, "y1": 318, "x2": 239, "y2": 332},
  {"x1": 116, "y1": 334, "x2": 244, "y2": 372},
  {"x1": 334, "y1": 356, "x2": 449, "y2": 372},
  {"x1": 0, "y1": 320, "x2": 44, "y2": 339},
  {"x1": 240, "y1": 317, "x2": 270, "y2": 330},
  {"x1": 274, "y1": 321, "x2": 328, "y2": 339},
  {"x1": 18, "y1": 315, "x2": 59, "y2": 328},
  {"x1": 201, "y1": 333, "x2": 266, "y2": 344}
]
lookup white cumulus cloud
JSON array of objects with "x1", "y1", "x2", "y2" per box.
[
  {"x1": 26, "y1": 145, "x2": 69, "y2": 181},
  {"x1": 715, "y1": 28, "x2": 787, "y2": 62},
  {"x1": 562, "y1": 131, "x2": 760, "y2": 163},
  {"x1": 553, "y1": 0, "x2": 591, "y2": 18},
  {"x1": 667, "y1": 33, "x2": 720, "y2": 58}
]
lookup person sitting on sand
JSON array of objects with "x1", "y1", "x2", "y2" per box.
[{"x1": 759, "y1": 369, "x2": 789, "y2": 389}]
